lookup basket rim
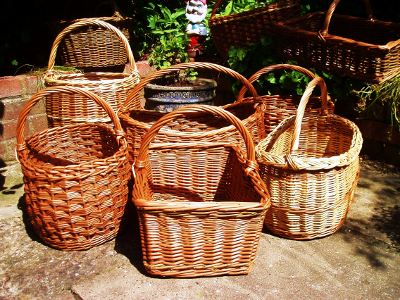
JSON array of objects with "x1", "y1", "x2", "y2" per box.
[
  {"x1": 44, "y1": 71, "x2": 139, "y2": 86},
  {"x1": 256, "y1": 114, "x2": 363, "y2": 170},
  {"x1": 274, "y1": 11, "x2": 400, "y2": 50}
]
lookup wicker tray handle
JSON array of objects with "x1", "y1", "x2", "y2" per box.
[
  {"x1": 120, "y1": 62, "x2": 259, "y2": 113},
  {"x1": 47, "y1": 19, "x2": 138, "y2": 74},
  {"x1": 321, "y1": 0, "x2": 374, "y2": 37},
  {"x1": 236, "y1": 64, "x2": 326, "y2": 101},
  {"x1": 290, "y1": 77, "x2": 329, "y2": 151},
  {"x1": 16, "y1": 86, "x2": 125, "y2": 151}
]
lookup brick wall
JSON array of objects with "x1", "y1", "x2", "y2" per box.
[{"x1": 0, "y1": 74, "x2": 47, "y2": 163}]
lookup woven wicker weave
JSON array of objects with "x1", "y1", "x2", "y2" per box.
[
  {"x1": 133, "y1": 104, "x2": 270, "y2": 277},
  {"x1": 16, "y1": 86, "x2": 131, "y2": 250},
  {"x1": 56, "y1": 9, "x2": 132, "y2": 69},
  {"x1": 255, "y1": 77, "x2": 363, "y2": 240},
  {"x1": 209, "y1": 0, "x2": 301, "y2": 58},
  {"x1": 118, "y1": 62, "x2": 264, "y2": 163},
  {"x1": 44, "y1": 19, "x2": 140, "y2": 127},
  {"x1": 273, "y1": 0, "x2": 400, "y2": 83},
  {"x1": 237, "y1": 64, "x2": 335, "y2": 137}
]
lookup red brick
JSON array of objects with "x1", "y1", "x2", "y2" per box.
[
  {"x1": 27, "y1": 114, "x2": 48, "y2": 136},
  {"x1": 0, "y1": 74, "x2": 42, "y2": 99},
  {"x1": 135, "y1": 60, "x2": 156, "y2": 78},
  {"x1": 0, "y1": 138, "x2": 17, "y2": 162},
  {"x1": 1, "y1": 119, "x2": 30, "y2": 141}
]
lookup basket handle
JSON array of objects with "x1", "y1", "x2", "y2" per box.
[
  {"x1": 290, "y1": 77, "x2": 328, "y2": 152},
  {"x1": 16, "y1": 86, "x2": 125, "y2": 151},
  {"x1": 320, "y1": 0, "x2": 374, "y2": 37},
  {"x1": 47, "y1": 19, "x2": 138, "y2": 74},
  {"x1": 236, "y1": 64, "x2": 326, "y2": 101},
  {"x1": 119, "y1": 62, "x2": 259, "y2": 113}
]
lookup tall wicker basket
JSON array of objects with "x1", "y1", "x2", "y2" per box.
[
  {"x1": 273, "y1": 0, "x2": 400, "y2": 83},
  {"x1": 236, "y1": 64, "x2": 335, "y2": 137},
  {"x1": 118, "y1": 62, "x2": 264, "y2": 163},
  {"x1": 44, "y1": 19, "x2": 140, "y2": 127},
  {"x1": 16, "y1": 86, "x2": 131, "y2": 250},
  {"x1": 255, "y1": 77, "x2": 363, "y2": 240},
  {"x1": 209, "y1": 0, "x2": 301, "y2": 58},
  {"x1": 133, "y1": 105, "x2": 270, "y2": 277}
]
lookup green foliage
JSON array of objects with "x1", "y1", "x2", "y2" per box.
[
  {"x1": 145, "y1": 3, "x2": 189, "y2": 70},
  {"x1": 356, "y1": 77, "x2": 400, "y2": 129},
  {"x1": 215, "y1": 0, "x2": 277, "y2": 16}
]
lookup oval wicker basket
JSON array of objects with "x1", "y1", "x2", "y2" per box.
[
  {"x1": 133, "y1": 104, "x2": 270, "y2": 278},
  {"x1": 237, "y1": 64, "x2": 335, "y2": 138},
  {"x1": 118, "y1": 62, "x2": 264, "y2": 163},
  {"x1": 255, "y1": 77, "x2": 363, "y2": 240},
  {"x1": 16, "y1": 86, "x2": 131, "y2": 250},
  {"x1": 44, "y1": 19, "x2": 140, "y2": 127}
]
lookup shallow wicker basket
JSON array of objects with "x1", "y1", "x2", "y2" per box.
[
  {"x1": 118, "y1": 62, "x2": 264, "y2": 163},
  {"x1": 16, "y1": 86, "x2": 131, "y2": 250},
  {"x1": 255, "y1": 77, "x2": 363, "y2": 240},
  {"x1": 237, "y1": 64, "x2": 335, "y2": 137},
  {"x1": 209, "y1": 0, "x2": 301, "y2": 58},
  {"x1": 273, "y1": 0, "x2": 400, "y2": 83},
  {"x1": 44, "y1": 19, "x2": 140, "y2": 127},
  {"x1": 133, "y1": 104, "x2": 270, "y2": 277}
]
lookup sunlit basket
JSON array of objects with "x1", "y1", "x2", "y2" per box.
[
  {"x1": 44, "y1": 19, "x2": 140, "y2": 127},
  {"x1": 118, "y1": 62, "x2": 264, "y2": 163},
  {"x1": 255, "y1": 77, "x2": 363, "y2": 240},
  {"x1": 132, "y1": 104, "x2": 270, "y2": 277},
  {"x1": 273, "y1": 0, "x2": 400, "y2": 83},
  {"x1": 237, "y1": 64, "x2": 335, "y2": 137},
  {"x1": 209, "y1": 0, "x2": 301, "y2": 58},
  {"x1": 56, "y1": 3, "x2": 132, "y2": 69},
  {"x1": 16, "y1": 86, "x2": 131, "y2": 250}
]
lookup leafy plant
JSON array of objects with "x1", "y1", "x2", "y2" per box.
[
  {"x1": 214, "y1": 0, "x2": 278, "y2": 16},
  {"x1": 356, "y1": 76, "x2": 400, "y2": 129}
]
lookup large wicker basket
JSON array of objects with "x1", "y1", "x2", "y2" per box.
[
  {"x1": 237, "y1": 64, "x2": 335, "y2": 137},
  {"x1": 273, "y1": 0, "x2": 400, "y2": 83},
  {"x1": 44, "y1": 19, "x2": 140, "y2": 127},
  {"x1": 118, "y1": 62, "x2": 264, "y2": 163},
  {"x1": 255, "y1": 77, "x2": 363, "y2": 240},
  {"x1": 133, "y1": 104, "x2": 270, "y2": 277},
  {"x1": 16, "y1": 86, "x2": 131, "y2": 250},
  {"x1": 209, "y1": 0, "x2": 301, "y2": 58}
]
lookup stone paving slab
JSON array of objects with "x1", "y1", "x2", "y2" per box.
[{"x1": 0, "y1": 158, "x2": 399, "y2": 299}]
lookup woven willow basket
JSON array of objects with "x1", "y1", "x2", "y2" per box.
[
  {"x1": 237, "y1": 64, "x2": 335, "y2": 137},
  {"x1": 273, "y1": 0, "x2": 400, "y2": 83},
  {"x1": 16, "y1": 86, "x2": 131, "y2": 250},
  {"x1": 44, "y1": 19, "x2": 140, "y2": 127},
  {"x1": 133, "y1": 105, "x2": 270, "y2": 278},
  {"x1": 118, "y1": 62, "x2": 264, "y2": 163},
  {"x1": 209, "y1": 0, "x2": 301, "y2": 58},
  {"x1": 255, "y1": 77, "x2": 363, "y2": 240}
]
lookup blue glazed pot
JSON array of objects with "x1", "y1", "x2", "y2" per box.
[{"x1": 144, "y1": 78, "x2": 217, "y2": 112}]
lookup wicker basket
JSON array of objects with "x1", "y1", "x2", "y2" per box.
[
  {"x1": 56, "y1": 2, "x2": 132, "y2": 69},
  {"x1": 209, "y1": 0, "x2": 301, "y2": 58},
  {"x1": 133, "y1": 104, "x2": 270, "y2": 277},
  {"x1": 255, "y1": 77, "x2": 363, "y2": 240},
  {"x1": 273, "y1": 0, "x2": 400, "y2": 83},
  {"x1": 118, "y1": 62, "x2": 264, "y2": 163},
  {"x1": 236, "y1": 64, "x2": 335, "y2": 137},
  {"x1": 44, "y1": 19, "x2": 140, "y2": 127},
  {"x1": 16, "y1": 86, "x2": 131, "y2": 250}
]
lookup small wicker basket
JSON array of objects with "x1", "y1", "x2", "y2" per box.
[
  {"x1": 209, "y1": 0, "x2": 301, "y2": 58},
  {"x1": 236, "y1": 64, "x2": 335, "y2": 137},
  {"x1": 118, "y1": 62, "x2": 264, "y2": 163},
  {"x1": 44, "y1": 19, "x2": 140, "y2": 127},
  {"x1": 16, "y1": 86, "x2": 131, "y2": 250},
  {"x1": 273, "y1": 0, "x2": 400, "y2": 83},
  {"x1": 255, "y1": 77, "x2": 363, "y2": 240},
  {"x1": 133, "y1": 104, "x2": 270, "y2": 277}
]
